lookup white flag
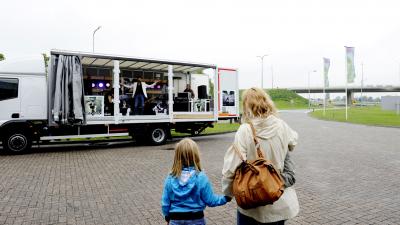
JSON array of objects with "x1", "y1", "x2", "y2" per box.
[
  {"x1": 346, "y1": 47, "x2": 356, "y2": 83},
  {"x1": 323, "y1": 58, "x2": 330, "y2": 88}
]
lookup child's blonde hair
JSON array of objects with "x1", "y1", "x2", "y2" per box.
[
  {"x1": 171, "y1": 138, "x2": 202, "y2": 177},
  {"x1": 242, "y1": 87, "x2": 277, "y2": 121}
]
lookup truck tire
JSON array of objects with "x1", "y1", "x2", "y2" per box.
[
  {"x1": 2, "y1": 131, "x2": 32, "y2": 154},
  {"x1": 190, "y1": 130, "x2": 199, "y2": 136},
  {"x1": 147, "y1": 126, "x2": 168, "y2": 145}
]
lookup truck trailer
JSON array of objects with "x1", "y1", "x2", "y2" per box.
[{"x1": 0, "y1": 50, "x2": 239, "y2": 154}]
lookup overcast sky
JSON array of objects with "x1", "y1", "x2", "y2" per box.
[{"x1": 2, "y1": 0, "x2": 400, "y2": 94}]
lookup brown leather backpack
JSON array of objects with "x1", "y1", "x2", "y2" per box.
[{"x1": 232, "y1": 122, "x2": 285, "y2": 209}]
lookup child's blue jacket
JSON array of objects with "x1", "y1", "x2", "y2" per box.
[{"x1": 161, "y1": 167, "x2": 227, "y2": 217}]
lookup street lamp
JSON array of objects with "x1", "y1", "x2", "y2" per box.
[
  {"x1": 271, "y1": 65, "x2": 274, "y2": 89},
  {"x1": 361, "y1": 62, "x2": 364, "y2": 105},
  {"x1": 257, "y1": 54, "x2": 269, "y2": 89},
  {"x1": 398, "y1": 62, "x2": 400, "y2": 86},
  {"x1": 92, "y1": 26, "x2": 102, "y2": 52},
  {"x1": 308, "y1": 70, "x2": 316, "y2": 108}
]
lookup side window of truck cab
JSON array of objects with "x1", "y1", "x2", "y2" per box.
[{"x1": 0, "y1": 78, "x2": 18, "y2": 101}]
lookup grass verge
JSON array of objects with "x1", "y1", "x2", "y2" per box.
[
  {"x1": 274, "y1": 100, "x2": 310, "y2": 110},
  {"x1": 239, "y1": 88, "x2": 309, "y2": 111},
  {"x1": 310, "y1": 106, "x2": 400, "y2": 127}
]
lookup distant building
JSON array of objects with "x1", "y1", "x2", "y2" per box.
[{"x1": 381, "y1": 96, "x2": 400, "y2": 111}]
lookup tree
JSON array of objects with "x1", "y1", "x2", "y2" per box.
[{"x1": 0, "y1": 53, "x2": 5, "y2": 61}]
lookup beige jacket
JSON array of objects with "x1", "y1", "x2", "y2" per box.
[{"x1": 222, "y1": 115, "x2": 299, "y2": 223}]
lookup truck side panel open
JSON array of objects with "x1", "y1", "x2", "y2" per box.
[
  {"x1": 48, "y1": 55, "x2": 86, "y2": 126},
  {"x1": 49, "y1": 50, "x2": 218, "y2": 125}
]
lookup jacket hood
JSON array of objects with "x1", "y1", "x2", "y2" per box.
[
  {"x1": 170, "y1": 167, "x2": 198, "y2": 198},
  {"x1": 250, "y1": 115, "x2": 281, "y2": 140}
]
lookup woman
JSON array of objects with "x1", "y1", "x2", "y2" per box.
[{"x1": 222, "y1": 87, "x2": 299, "y2": 225}]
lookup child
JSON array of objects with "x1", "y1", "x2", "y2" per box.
[{"x1": 161, "y1": 138, "x2": 231, "y2": 225}]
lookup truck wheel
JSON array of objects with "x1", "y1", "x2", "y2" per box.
[
  {"x1": 191, "y1": 130, "x2": 199, "y2": 136},
  {"x1": 2, "y1": 131, "x2": 32, "y2": 154},
  {"x1": 147, "y1": 127, "x2": 167, "y2": 145}
]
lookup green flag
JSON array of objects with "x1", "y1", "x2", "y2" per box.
[{"x1": 346, "y1": 47, "x2": 356, "y2": 83}]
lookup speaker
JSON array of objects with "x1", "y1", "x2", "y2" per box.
[
  {"x1": 173, "y1": 102, "x2": 189, "y2": 111},
  {"x1": 198, "y1": 85, "x2": 207, "y2": 99},
  {"x1": 178, "y1": 92, "x2": 190, "y2": 99}
]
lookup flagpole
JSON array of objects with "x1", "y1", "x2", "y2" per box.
[
  {"x1": 323, "y1": 69, "x2": 326, "y2": 116},
  {"x1": 345, "y1": 47, "x2": 348, "y2": 120},
  {"x1": 345, "y1": 79, "x2": 348, "y2": 120},
  {"x1": 361, "y1": 62, "x2": 364, "y2": 106},
  {"x1": 323, "y1": 88, "x2": 326, "y2": 116},
  {"x1": 323, "y1": 58, "x2": 330, "y2": 117}
]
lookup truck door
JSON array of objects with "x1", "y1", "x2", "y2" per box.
[
  {"x1": 0, "y1": 77, "x2": 21, "y2": 122},
  {"x1": 218, "y1": 68, "x2": 239, "y2": 119}
]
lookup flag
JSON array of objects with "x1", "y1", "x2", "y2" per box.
[
  {"x1": 346, "y1": 47, "x2": 356, "y2": 83},
  {"x1": 323, "y1": 58, "x2": 330, "y2": 88}
]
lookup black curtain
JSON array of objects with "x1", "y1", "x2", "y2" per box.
[{"x1": 48, "y1": 55, "x2": 86, "y2": 125}]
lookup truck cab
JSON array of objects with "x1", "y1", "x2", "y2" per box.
[{"x1": 0, "y1": 57, "x2": 47, "y2": 153}]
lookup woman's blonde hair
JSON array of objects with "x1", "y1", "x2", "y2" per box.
[
  {"x1": 171, "y1": 138, "x2": 202, "y2": 177},
  {"x1": 242, "y1": 87, "x2": 277, "y2": 121}
]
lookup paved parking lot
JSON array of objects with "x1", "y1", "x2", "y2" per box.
[{"x1": 1, "y1": 112, "x2": 400, "y2": 225}]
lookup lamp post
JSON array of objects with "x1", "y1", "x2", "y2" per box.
[
  {"x1": 361, "y1": 62, "x2": 364, "y2": 106},
  {"x1": 308, "y1": 70, "x2": 316, "y2": 109},
  {"x1": 398, "y1": 62, "x2": 400, "y2": 86},
  {"x1": 271, "y1": 65, "x2": 274, "y2": 89},
  {"x1": 92, "y1": 26, "x2": 102, "y2": 52},
  {"x1": 257, "y1": 54, "x2": 269, "y2": 89}
]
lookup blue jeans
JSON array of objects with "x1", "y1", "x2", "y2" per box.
[
  {"x1": 133, "y1": 94, "x2": 145, "y2": 115},
  {"x1": 169, "y1": 218, "x2": 206, "y2": 225},
  {"x1": 237, "y1": 211, "x2": 285, "y2": 225}
]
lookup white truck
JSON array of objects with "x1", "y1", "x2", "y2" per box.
[{"x1": 0, "y1": 50, "x2": 239, "y2": 154}]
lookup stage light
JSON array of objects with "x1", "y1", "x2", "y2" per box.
[
  {"x1": 106, "y1": 83, "x2": 110, "y2": 87},
  {"x1": 91, "y1": 83, "x2": 96, "y2": 88},
  {"x1": 98, "y1": 83, "x2": 104, "y2": 88}
]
